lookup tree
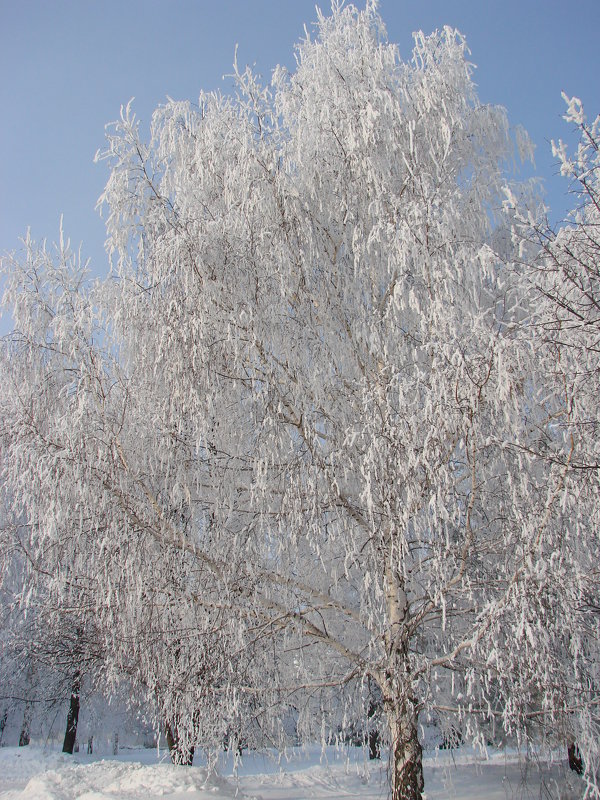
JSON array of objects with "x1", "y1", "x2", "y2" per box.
[
  {"x1": 518, "y1": 94, "x2": 600, "y2": 792},
  {"x1": 94, "y1": 5, "x2": 565, "y2": 798},
  {"x1": 0, "y1": 501, "x2": 99, "y2": 753},
  {"x1": 0, "y1": 231, "x2": 275, "y2": 764},
  {"x1": 3, "y1": 4, "x2": 595, "y2": 799},
  {"x1": 0, "y1": 256, "x2": 109, "y2": 754}
]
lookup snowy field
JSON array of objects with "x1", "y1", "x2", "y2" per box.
[{"x1": 0, "y1": 744, "x2": 584, "y2": 800}]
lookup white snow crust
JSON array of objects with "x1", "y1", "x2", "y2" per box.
[{"x1": 0, "y1": 745, "x2": 583, "y2": 800}]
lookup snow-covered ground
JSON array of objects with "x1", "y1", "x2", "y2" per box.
[{"x1": 0, "y1": 743, "x2": 583, "y2": 800}]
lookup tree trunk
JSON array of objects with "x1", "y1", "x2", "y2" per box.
[
  {"x1": 0, "y1": 709, "x2": 7, "y2": 745},
  {"x1": 386, "y1": 700, "x2": 424, "y2": 800},
  {"x1": 165, "y1": 721, "x2": 195, "y2": 766},
  {"x1": 380, "y1": 562, "x2": 424, "y2": 799},
  {"x1": 568, "y1": 742, "x2": 584, "y2": 775},
  {"x1": 19, "y1": 704, "x2": 31, "y2": 747},
  {"x1": 62, "y1": 670, "x2": 81, "y2": 754},
  {"x1": 19, "y1": 662, "x2": 34, "y2": 747},
  {"x1": 368, "y1": 728, "x2": 381, "y2": 760},
  {"x1": 367, "y1": 698, "x2": 381, "y2": 760}
]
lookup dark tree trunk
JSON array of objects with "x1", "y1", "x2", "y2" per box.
[
  {"x1": 19, "y1": 705, "x2": 31, "y2": 747},
  {"x1": 19, "y1": 660, "x2": 36, "y2": 747},
  {"x1": 0, "y1": 709, "x2": 7, "y2": 745},
  {"x1": 166, "y1": 721, "x2": 195, "y2": 766},
  {"x1": 568, "y1": 742, "x2": 584, "y2": 775},
  {"x1": 62, "y1": 670, "x2": 81, "y2": 754},
  {"x1": 368, "y1": 728, "x2": 381, "y2": 760},
  {"x1": 367, "y1": 695, "x2": 381, "y2": 759}
]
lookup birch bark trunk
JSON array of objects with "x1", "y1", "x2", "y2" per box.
[
  {"x1": 386, "y1": 697, "x2": 424, "y2": 800},
  {"x1": 379, "y1": 561, "x2": 424, "y2": 800}
]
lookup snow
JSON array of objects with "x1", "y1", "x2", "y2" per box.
[{"x1": 0, "y1": 745, "x2": 583, "y2": 800}]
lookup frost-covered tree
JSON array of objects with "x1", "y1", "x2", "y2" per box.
[
  {"x1": 0, "y1": 231, "x2": 278, "y2": 764},
  {"x1": 0, "y1": 491, "x2": 100, "y2": 752},
  {"x1": 0, "y1": 237, "x2": 112, "y2": 751},
  {"x1": 533, "y1": 94, "x2": 600, "y2": 463},
  {"x1": 93, "y1": 5, "x2": 567, "y2": 798},
  {"x1": 3, "y1": 4, "x2": 595, "y2": 799},
  {"x1": 516, "y1": 95, "x2": 600, "y2": 793}
]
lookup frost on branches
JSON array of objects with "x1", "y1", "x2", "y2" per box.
[
  {"x1": 0, "y1": 4, "x2": 597, "y2": 800},
  {"x1": 517, "y1": 95, "x2": 600, "y2": 794},
  {"x1": 0, "y1": 232, "x2": 274, "y2": 764}
]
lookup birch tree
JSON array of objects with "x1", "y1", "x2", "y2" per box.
[
  {"x1": 3, "y1": 4, "x2": 596, "y2": 799},
  {"x1": 94, "y1": 5, "x2": 563, "y2": 798}
]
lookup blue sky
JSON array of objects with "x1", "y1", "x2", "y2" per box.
[{"x1": 1, "y1": 0, "x2": 599, "y2": 307}]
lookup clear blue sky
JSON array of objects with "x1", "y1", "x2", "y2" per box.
[{"x1": 1, "y1": 0, "x2": 599, "y2": 304}]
